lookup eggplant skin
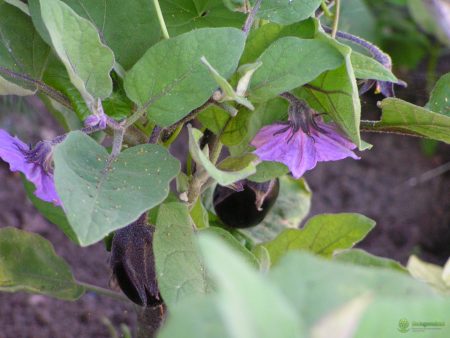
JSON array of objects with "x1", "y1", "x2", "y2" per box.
[{"x1": 213, "y1": 179, "x2": 279, "y2": 229}]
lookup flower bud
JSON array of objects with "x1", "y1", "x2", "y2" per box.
[
  {"x1": 213, "y1": 179, "x2": 279, "y2": 228},
  {"x1": 110, "y1": 219, "x2": 162, "y2": 307}
]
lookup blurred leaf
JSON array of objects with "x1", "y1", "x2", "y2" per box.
[
  {"x1": 408, "y1": 0, "x2": 450, "y2": 46},
  {"x1": 188, "y1": 126, "x2": 257, "y2": 185},
  {"x1": 240, "y1": 19, "x2": 316, "y2": 65},
  {"x1": 297, "y1": 31, "x2": 362, "y2": 148},
  {"x1": 242, "y1": 176, "x2": 311, "y2": 243},
  {"x1": 53, "y1": 131, "x2": 180, "y2": 246},
  {"x1": 29, "y1": 0, "x2": 161, "y2": 69},
  {"x1": 198, "y1": 234, "x2": 305, "y2": 338},
  {"x1": 351, "y1": 51, "x2": 398, "y2": 82},
  {"x1": 154, "y1": 202, "x2": 212, "y2": 307},
  {"x1": 427, "y1": 72, "x2": 450, "y2": 116},
  {"x1": 3, "y1": 0, "x2": 30, "y2": 15},
  {"x1": 125, "y1": 28, "x2": 245, "y2": 127},
  {"x1": 39, "y1": 0, "x2": 114, "y2": 106},
  {"x1": 310, "y1": 295, "x2": 373, "y2": 338},
  {"x1": 0, "y1": 227, "x2": 84, "y2": 300},
  {"x1": 22, "y1": 177, "x2": 78, "y2": 244},
  {"x1": 334, "y1": 249, "x2": 407, "y2": 273},
  {"x1": 407, "y1": 255, "x2": 450, "y2": 294},
  {"x1": 257, "y1": 0, "x2": 321, "y2": 25},
  {"x1": 269, "y1": 252, "x2": 437, "y2": 327},
  {"x1": 263, "y1": 213, "x2": 375, "y2": 264},
  {"x1": 160, "y1": 0, "x2": 245, "y2": 36},
  {"x1": 202, "y1": 227, "x2": 259, "y2": 268},
  {"x1": 0, "y1": 1, "x2": 50, "y2": 95},
  {"x1": 249, "y1": 36, "x2": 343, "y2": 102},
  {"x1": 377, "y1": 98, "x2": 450, "y2": 143}
]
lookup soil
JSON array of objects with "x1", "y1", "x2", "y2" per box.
[{"x1": 0, "y1": 80, "x2": 449, "y2": 337}]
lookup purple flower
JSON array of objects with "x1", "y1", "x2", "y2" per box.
[
  {"x1": 0, "y1": 129, "x2": 60, "y2": 205},
  {"x1": 359, "y1": 78, "x2": 407, "y2": 98},
  {"x1": 251, "y1": 96, "x2": 359, "y2": 178}
]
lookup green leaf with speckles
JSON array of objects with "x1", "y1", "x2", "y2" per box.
[
  {"x1": 0, "y1": 227, "x2": 84, "y2": 300},
  {"x1": 427, "y1": 73, "x2": 450, "y2": 116},
  {"x1": 257, "y1": 0, "x2": 322, "y2": 25},
  {"x1": 53, "y1": 131, "x2": 180, "y2": 246}
]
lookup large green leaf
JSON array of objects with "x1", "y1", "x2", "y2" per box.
[
  {"x1": 240, "y1": 19, "x2": 316, "y2": 65},
  {"x1": 375, "y1": 98, "x2": 450, "y2": 143},
  {"x1": 0, "y1": 0, "x2": 50, "y2": 95},
  {"x1": 427, "y1": 73, "x2": 450, "y2": 116},
  {"x1": 53, "y1": 131, "x2": 180, "y2": 246},
  {"x1": 29, "y1": 0, "x2": 161, "y2": 70},
  {"x1": 242, "y1": 176, "x2": 311, "y2": 244},
  {"x1": 39, "y1": 0, "x2": 114, "y2": 106},
  {"x1": 263, "y1": 213, "x2": 375, "y2": 264},
  {"x1": 0, "y1": 227, "x2": 84, "y2": 300},
  {"x1": 269, "y1": 252, "x2": 437, "y2": 328},
  {"x1": 22, "y1": 177, "x2": 78, "y2": 244},
  {"x1": 351, "y1": 51, "x2": 398, "y2": 82},
  {"x1": 198, "y1": 234, "x2": 305, "y2": 338},
  {"x1": 257, "y1": 0, "x2": 321, "y2": 25},
  {"x1": 125, "y1": 28, "x2": 246, "y2": 127},
  {"x1": 297, "y1": 31, "x2": 362, "y2": 148},
  {"x1": 248, "y1": 36, "x2": 343, "y2": 101},
  {"x1": 154, "y1": 202, "x2": 211, "y2": 307},
  {"x1": 160, "y1": 0, "x2": 245, "y2": 36},
  {"x1": 188, "y1": 125, "x2": 257, "y2": 185}
]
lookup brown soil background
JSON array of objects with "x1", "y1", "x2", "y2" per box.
[{"x1": 0, "y1": 73, "x2": 449, "y2": 337}]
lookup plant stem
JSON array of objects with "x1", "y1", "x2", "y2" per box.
[
  {"x1": 153, "y1": 0, "x2": 170, "y2": 39},
  {"x1": 78, "y1": 281, "x2": 129, "y2": 302},
  {"x1": 0, "y1": 66, "x2": 72, "y2": 109},
  {"x1": 331, "y1": 0, "x2": 340, "y2": 38},
  {"x1": 124, "y1": 108, "x2": 146, "y2": 128},
  {"x1": 111, "y1": 128, "x2": 125, "y2": 157},
  {"x1": 242, "y1": 0, "x2": 262, "y2": 36}
]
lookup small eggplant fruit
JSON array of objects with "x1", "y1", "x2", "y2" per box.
[
  {"x1": 213, "y1": 179, "x2": 279, "y2": 228},
  {"x1": 110, "y1": 218, "x2": 162, "y2": 307}
]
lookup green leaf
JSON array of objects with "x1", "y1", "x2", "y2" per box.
[
  {"x1": 53, "y1": 131, "x2": 180, "y2": 246},
  {"x1": 39, "y1": 0, "x2": 114, "y2": 105},
  {"x1": 22, "y1": 177, "x2": 78, "y2": 244},
  {"x1": 154, "y1": 202, "x2": 211, "y2": 307},
  {"x1": 198, "y1": 234, "x2": 305, "y2": 338},
  {"x1": 188, "y1": 125, "x2": 256, "y2": 186},
  {"x1": 263, "y1": 213, "x2": 375, "y2": 264},
  {"x1": 269, "y1": 252, "x2": 437, "y2": 327},
  {"x1": 0, "y1": 1, "x2": 50, "y2": 95},
  {"x1": 0, "y1": 227, "x2": 84, "y2": 300},
  {"x1": 351, "y1": 51, "x2": 398, "y2": 82},
  {"x1": 377, "y1": 98, "x2": 450, "y2": 143},
  {"x1": 202, "y1": 227, "x2": 259, "y2": 268},
  {"x1": 257, "y1": 0, "x2": 321, "y2": 25},
  {"x1": 249, "y1": 36, "x2": 343, "y2": 102},
  {"x1": 242, "y1": 177, "x2": 311, "y2": 243},
  {"x1": 125, "y1": 28, "x2": 246, "y2": 127},
  {"x1": 160, "y1": 0, "x2": 245, "y2": 36},
  {"x1": 190, "y1": 198, "x2": 209, "y2": 229},
  {"x1": 4, "y1": 0, "x2": 30, "y2": 15},
  {"x1": 296, "y1": 31, "x2": 362, "y2": 148},
  {"x1": 29, "y1": 0, "x2": 161, "y2": 70},
  {"x1": 240, "y1": 20, "x2": 316, "y2": 65},
  {"x1": 334, "y1": 249, "x2": 407, "y2": 273},
  {"x1": 407, "y1": 255, "x2": 450, "y2": 294},
  {"x1": 427, "y1": 73, "x2": 450, "y2": 116}
]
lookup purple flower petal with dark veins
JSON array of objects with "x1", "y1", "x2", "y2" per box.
[
  {"x1": 0, "y1": 129, "x2": 61, "y2": 205},
  {"x1": 251, "y1": 119, "x2": 359, "y2": 179}
]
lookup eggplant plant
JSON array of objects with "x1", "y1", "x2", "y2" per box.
[{"x1": 0, "y1": 0, "x2": 449, "y2": 337}]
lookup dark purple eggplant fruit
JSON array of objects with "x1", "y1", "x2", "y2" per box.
[
  {"x1": 213, "y1": 179, "x2": 279, "y2": 228},
  {"x1": 110, "y1": 218, "x2": 162, "y2": 307}
]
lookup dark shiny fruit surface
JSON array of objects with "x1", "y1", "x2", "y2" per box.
[{"x1": 213, "y1": 179, "x2": 279, "y2": 229}]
